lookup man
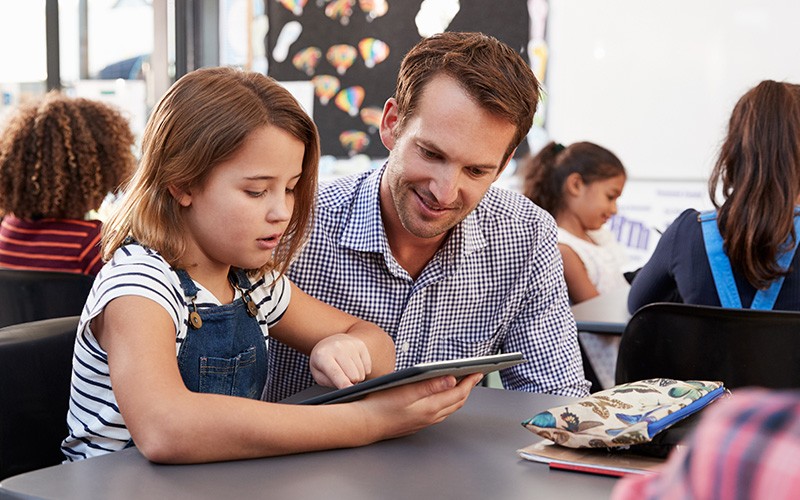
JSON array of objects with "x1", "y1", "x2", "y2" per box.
[{"x1": 265, "y1": 31, "x2": 590, "y2": 401}]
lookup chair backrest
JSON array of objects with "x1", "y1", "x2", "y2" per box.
[
  {"x1": 0, "y1": 269, "x2": 94, "y2": 329},
  {"x1": 0, "y1": 316, "x2": 80, "y2": 480},
  {"x1": 615, "y1": 302, "x2": 800, "y2": 389}
]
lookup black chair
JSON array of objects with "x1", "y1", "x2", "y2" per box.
[
  {"x1": 0, "y1": 316, "x2": 80, "y2": 480},
  {"x1": 0, "y1": 269, "x2": 94, "y2": 329},
  {"x1": 615, "y1": 302, "x2": 800, "y2": 389}
]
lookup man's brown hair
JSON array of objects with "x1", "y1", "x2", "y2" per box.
[{"x1": 393, "y1": 31, "x2": 541, "y2": 163}]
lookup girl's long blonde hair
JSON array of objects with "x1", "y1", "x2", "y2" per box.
[{"x1": 102, "y1": 67, "x2": 319, "y2": 278}]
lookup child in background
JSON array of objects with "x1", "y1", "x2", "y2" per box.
[
  {"x1": 522, "y1": 141, "x2": 628, "y2": 303},
  {"x1": 628, "y1": 80, "x2": 800, "y2": 313},
  {"x1": 0, "y1": 92, "x2": 136, "y2": 275},
  {"x1": 61, "y1": 67, "x2": 481, "y2": 464},
  {"x1": 521, "y1": 141, "x2": 628, "y2": 389}
]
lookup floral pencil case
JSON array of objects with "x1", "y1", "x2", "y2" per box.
[{"x1": 522, "y1": 379, "x2": 727, "y2": 448}]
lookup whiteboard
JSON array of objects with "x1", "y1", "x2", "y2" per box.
[{"x1": 544, "y1": 0, "x2": 800, "y2": 181}]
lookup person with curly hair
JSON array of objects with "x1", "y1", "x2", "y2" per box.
[{"x1": 0, "y1": 91, "x2": 136, "y2": 275}]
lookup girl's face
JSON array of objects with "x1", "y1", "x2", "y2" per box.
[
  {"x1": 569, "y1": 173, "x2": 626, "y2": 231},
  {"x1": 172, "y1": 125, "x2": 305, "y2": 274}
]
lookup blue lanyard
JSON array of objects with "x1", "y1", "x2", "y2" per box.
[{"x1": 699, "y1": 210, "x2": 800, "y2": 310}]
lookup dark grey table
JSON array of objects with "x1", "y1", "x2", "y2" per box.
[
  {"x1": 571, "y1": 285, "x2": 632, "y2": 334},
  {"x1": 0, "y1": 387, "x2": 619, "y2": 500}
]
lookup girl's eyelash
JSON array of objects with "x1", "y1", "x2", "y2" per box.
[{"x1": 247, "y1": 188, "x2": 296, "y2": 197}]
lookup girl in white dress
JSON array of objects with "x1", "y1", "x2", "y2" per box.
[{"x1": 521, "y1": 141, "x2": 628, "y2": 389}]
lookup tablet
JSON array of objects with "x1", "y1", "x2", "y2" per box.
[{"x1": 283, "y1": 352, "x2": 526, "y2": 405}]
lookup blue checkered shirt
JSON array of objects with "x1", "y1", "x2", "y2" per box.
[{"x1": 264, "y1": 166, "x2": 590, "y2": 401}]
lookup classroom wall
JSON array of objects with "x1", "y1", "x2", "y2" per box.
[
  {"x1": 544, "y1": 0, "x2": 800, "y2": 182},
  {"x1": 540, "y1": 0, "x2": 800, "y2": 267},
  {"x1": 282, "y1": 1, "x2": 800, "y2": 269}
]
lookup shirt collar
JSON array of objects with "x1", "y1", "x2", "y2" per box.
[{"x1": 339, "y1": 166, "x2": 388, "y2": 254}]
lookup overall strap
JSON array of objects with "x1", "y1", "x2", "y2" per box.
[
  {"x1": 231, "y1": 268, "x2": 253, "y2": 291},
  {"x1": 174, "y1": 268, "x2": 250, "y2": 297},
  {"x1": 700, "y1": 210, "x2": 800, "y2": 310},
  {"x1": 699, "y1": 211, "x2": 742, "y2": 308},
  {"x1": 174, "y1": 268, "x2": 200, "y2": 297},
  {"x1": 750, "y1": 210, "x2": 800, "y2": 309}
]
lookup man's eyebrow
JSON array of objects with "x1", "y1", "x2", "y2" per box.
[
  {"x1": 417, "y1": 139, "x2": 499, "y2": 171},
  {"x1": 467, "y1": 163, "x2": 501, "y2": 172}
]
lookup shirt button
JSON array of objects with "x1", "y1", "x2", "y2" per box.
[{"x1": 400, "y1": 341, "x2": 410, "y2": 353}]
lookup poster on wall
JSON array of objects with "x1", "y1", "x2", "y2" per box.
[
  {"x1": 610, "y1": 179, "x2": 713, "y2": 271},
  {"x1": 265, "y1": 0, "x2": 531, "y2": 158}
]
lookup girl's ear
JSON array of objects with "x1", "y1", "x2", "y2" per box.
[
  {"x1": 168, "y1": 185, "x2": 192, "y2": 207},
  {"x1": 564, "y1": 172, "x2": 584, "y2": 197}
]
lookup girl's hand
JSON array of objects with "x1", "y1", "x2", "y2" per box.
[
  {"x1": 356, "y1": 373, "x2": 484, "y2": 441},
  {"x1": 309, "y1": 334, "x2": 373, "y2": 388}
]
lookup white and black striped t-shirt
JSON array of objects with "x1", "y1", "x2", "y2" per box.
[{"x1": 61, "y1": 243, "x2": 290, "y2": 461}]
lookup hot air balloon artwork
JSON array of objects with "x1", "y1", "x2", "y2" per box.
[
  {"x1": 358, "y1": 0, "x2": 388, "y2": 21},
  {"x1": 326, "y1": 44, "x2": 357, "y2": 75},
  {"x1": 339, "y1": 130, "x2": 370, "y2": 156},
  {"x1": 292, "y1": 47, "x2": 322, "y2": 76},
  {"x1": 334, "y1": 86, "x2": 365, "y2": 117},
  {"x1": 359, "y1": 106, "x2": 383, "y2": 132},
  {"x1": 277, "y1": 0, "x2": 308, "y2": 16},
  {"x1": 358, "y1": 38, "x2": 390, "y2": 68},
  {"x1": 325, "y1": 0, "x2": 355, "y2": 25},
  {"x1": 312, "y1": 75, "x2": 341, "y2": 105}
]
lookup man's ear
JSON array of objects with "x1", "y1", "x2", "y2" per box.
[
  {"x1": 379, "y1": 97, "x2": 400, "y2": 151},
  {"x1": 168, "y1": 185, "x2": 192, "y2": 207},
  {"x1": 564, "y1": 172, "x2": 584, "y2": 197}
]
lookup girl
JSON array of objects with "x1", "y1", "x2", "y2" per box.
[
  {"x1": 0, "y1": 92, "x2": 135, "y2": 275},
  {"x1": 61, "y1": 67, "x2": 480, "y2": 464},
  {"x1": 628, "y1": 80, "x2": 800, "y2": 313},
  {"x1": 522, "y1": 141, "x2": 628, "y2": 304},
  {"x1": 521, "y1": 141, "x2": 628, "y2": 390}
]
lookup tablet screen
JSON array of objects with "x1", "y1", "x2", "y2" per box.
[{"x1": 283, "y1": 352, "x2": 526, "y2": 405}]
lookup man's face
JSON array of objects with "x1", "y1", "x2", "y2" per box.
[{"x1": 379, "y1": 74, "x2": 517, "y2": 242}]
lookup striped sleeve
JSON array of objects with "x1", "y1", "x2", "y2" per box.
[
  {"x1": 249, "y1": 270, "x2": 291, "y2": 330},
  {"x1": 85, "y1": 250, "x2": 185, "y2": 333},
  {"x1": 63, "y1": 245, "x2": 186, "y2": 461}
]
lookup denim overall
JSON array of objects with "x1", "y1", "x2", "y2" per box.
[
  {"x1": 175, "y1": 268, "x2": 267, "y2": 399},
  {"x1": 699, "y1": 210, "x2": 800, "y2": 309}
]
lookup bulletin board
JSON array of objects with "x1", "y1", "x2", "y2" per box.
[{"x1": 265, "y1": 0, "x2": 530, "y2": 158}]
